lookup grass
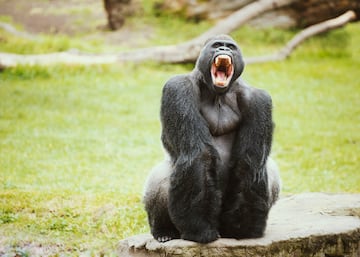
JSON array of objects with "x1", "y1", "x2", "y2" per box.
[
  {"x1": 0, "y1": 63, "x2": 188, "y2": 255},
  {"x1": 0, "y1": 5, "x2": 360, "y2": 256}
]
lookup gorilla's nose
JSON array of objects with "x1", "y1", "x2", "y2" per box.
[{"x1": 217, "y1": 46, "x2": 231, "y2": 52}]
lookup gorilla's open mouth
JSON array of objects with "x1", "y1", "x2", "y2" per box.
[{"x1": 211, "y1": 55, "x2": 234, "y2": 88}]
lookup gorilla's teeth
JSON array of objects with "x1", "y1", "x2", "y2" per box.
[{"x1": 215, "y1": 55, "x2": 232, "y2": 67}]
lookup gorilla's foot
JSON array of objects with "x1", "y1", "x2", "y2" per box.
[
  {"x1": 153, "y1": 230, "x2": 180, "y2": 243},
  {"x1": 181, "y1": 229, "x2": 220, "y2": 244},
  {"x1": 229, "y1": 229, "x2": 265, "y2": 240},
  {"x1": 156, "y1": 235, "x2": 172, "y2": 243},
  {"x1": 220, "y1": 217, "x2": 267, "y2": 240}
]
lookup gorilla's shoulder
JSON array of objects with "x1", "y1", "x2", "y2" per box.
[
  {"x1": 162, "y1": 74, "x2": 195, "y2": 96},
  {"x1": 164, "y1": 74, "x2": 192, "y2": 87},
  {"x1": 252, "y1": 87, "x2": 272, "y2": 104},
  {"x1": 237, "y1": 81, "x2": 272, "y2": 108}
]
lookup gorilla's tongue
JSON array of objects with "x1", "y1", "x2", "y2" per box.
[
  {"x1": 216, "y1": 71, "x2": 227, "y2": 81},
  {"x1": 214, "y1": 71, "x2": 227, "y2": 87}
]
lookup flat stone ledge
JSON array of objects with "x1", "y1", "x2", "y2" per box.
[{"x1": 118, "y1": 193, "x2": 360, "y2": 257}]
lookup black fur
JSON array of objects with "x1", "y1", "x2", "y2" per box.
[{"x1": 143, "y1": 35, "x2": 279, "y2": 243}]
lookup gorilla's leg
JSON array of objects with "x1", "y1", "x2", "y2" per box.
[
  {"x1": 266, "y1": 157, "x2": 281, "y2": 205},
  {"x1": 143, "y1": 160, "x2": 180, "y2": 242},
  {"x1": 220, "y1": 181, "x2": 269, "y2": 239},
  {"x1": 219, "y1": 158, "x2": 281, "y2": 239},
  {"x1": 167, "y1": 148, "x2": 222, "y2": 243}
]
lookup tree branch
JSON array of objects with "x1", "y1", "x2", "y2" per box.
[
  {"x1": 0, "y1": 22, "x2": 38, "y2": 41},
  {"x1": 246, "y1": 10, "x2": 357, "y2": 64},
  {"x1": 0, "y1": 0, "x2": 296, "y2": 67}
]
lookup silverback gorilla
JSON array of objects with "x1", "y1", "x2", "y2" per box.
[{"x1": 143, "y1": 35, "x2": 281, "y2": 244}]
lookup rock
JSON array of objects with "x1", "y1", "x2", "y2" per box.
[{"x1": 118, "y1": 193, "x2": 360, "y2": 257}]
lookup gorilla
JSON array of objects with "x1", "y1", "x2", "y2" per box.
[{"x1": 143, "y1": 35, "x2": 281, "y2": 244}]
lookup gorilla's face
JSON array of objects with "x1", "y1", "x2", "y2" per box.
[{"x1": 196, "y1": 35, "x2": 244, "y2": 94}]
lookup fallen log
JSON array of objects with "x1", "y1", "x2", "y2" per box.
[{"x1": 0, "y1": 10, "x2": 356, "y2": 67}]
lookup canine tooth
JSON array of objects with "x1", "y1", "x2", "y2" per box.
[
  {"x1": 215, "y1": 57, "x2": 221, "y2": 67},
  {"x1": 227, "y1": 57, "x2": 232, "y2": 65}
]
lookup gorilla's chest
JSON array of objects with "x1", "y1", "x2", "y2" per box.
[{"x1": 200, "y1": 94, "x2": 241, "y2": 136}]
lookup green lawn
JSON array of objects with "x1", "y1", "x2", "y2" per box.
[{"x1": 0, "y1": 15, "x2": 359, "y2": 256}]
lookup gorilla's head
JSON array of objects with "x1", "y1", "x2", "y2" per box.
[{"x1": 196, "y1": 35, "x2": 244, "y2": 94}]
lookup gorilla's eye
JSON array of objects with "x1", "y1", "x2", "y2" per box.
[
  {"x1": 228, "y1": 44, "x2": 237, "y2": 50},
  {"x1": 212, "y1": 42, "x2": 223, "y2": 48}
]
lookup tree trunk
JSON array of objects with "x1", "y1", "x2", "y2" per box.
[
  {"x1": 290, "y1": 0, "x2": 360, "y2": 27},
  {"x1": 156, "y1": 0, "x2": 360, "y2": 28},
  {"x1": 103, "y1": 0, "x2": 140, "y2": 30}
]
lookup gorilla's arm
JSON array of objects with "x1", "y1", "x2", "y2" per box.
[
  {"x1": 160, "y1": 75, "x2": 221, "y2": 243},
  {"x1": 219, "y1": 86, "x2": 274, "y2": 239},
  {"x1": 232, "y1": 87, "x2": 274, "y2": 185},
  {"x1": 161, "y1": 75, "x2": 212, "y2": 160}
]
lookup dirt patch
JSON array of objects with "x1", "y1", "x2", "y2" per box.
[
  {"x1": 0, "y1": 0, "x2": 106, "y2": 35},
  {"x1": 0, "y1": 0, "x2": 154, "y2": 47}
]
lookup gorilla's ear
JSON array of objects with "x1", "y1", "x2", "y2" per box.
[{"x1": 204, "y1": 34, "x2": 236, "y2": 45}]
